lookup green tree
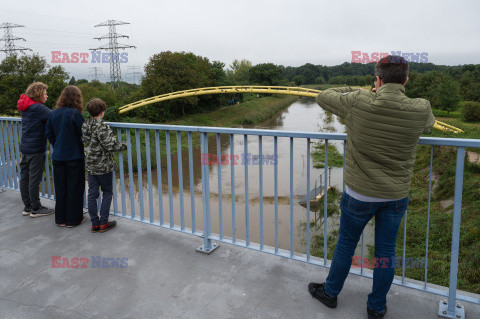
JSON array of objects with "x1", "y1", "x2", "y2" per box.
[
  {"x1": 462, "y1": 101, "x2": 480, "y2": 122},
  {"x1": 345, "y1": 76, "x2": 357, "y2": 86},
  {"x1": 211, "y1": 60, "x2": 227, "y2": 86},
  {"x1": 432, "y1": 76, "x2": 461, "y2": 114},
  {"x1": 292, "y1": 75, "x2": 305, "y2": 86},
  {"x1": 248, "y1": 63, "x2": 285, "y2": 86},
  {"x1": 226, "y1": 59, "x2": 252, "y2": 85},
  {"x1": 297, "y1": 63, "x2": 320, "y2": 84},
  {"x1": 140, "y1": 51, "x2": 219, "y2": 121},
  {"x1": 328, "y1": 75, "x2": 346, "y2": 85},
  {"x1": 459, "y1": 71, "x2": 480, "y2": 101},
  {"x1": 78, "y1": 81, "x2": 117, "y2": 110},
  {"x1": 364, "y1": 74, "x2": 375, "y2": 87},
  {"x1": 0, "y1": 54, "x2": 69, "y2": 114},
  {"x1": 314, "y1": 76, "x2": 325, "y2": 84},
  {"x1": 405, "y1": 71, "x2": 443, "y2": 100}
]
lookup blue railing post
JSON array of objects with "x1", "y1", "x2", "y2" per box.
[
  {"x1": 7, "y1": 122, "x2": 19, "y2": 190},
  {"x1": 0, "y1": 121, "x2": 7, "y2": 188},
  {"x1": 126, "y1": 129, "x2": 135, "y2": 218},
  {"x1": 306, "y1": 138, "x2": 311, "y2": 261},
  {"x1": 154, "y1": 130, "x2": 164, "y2": 225},
  {"x1": 216, "y1": 133, "x2": 223, "y2": 239},
  {"x1": 135, "y1": 129, "x2": 144, "y2": 221},
  {"x1": 177, "y1": 131, "x2": 185, "y2": 230},
  {"x1": 323, "y1": 140, "x2": 329, "y2": 265},
  {"x1": 2, "y1": 121, "x2": 13, "y2": 188},
  {"x1": 230, "y1": 134, "x2": 236, "y2": 243},
  {"x1": 244, "y1": 134, "x2": 249, "y2": 246},
  {"x1": 117, "y1": 129, "x2": 127, "y2": 217},
  {"x1": 165, "y1": 131, "x2": 174, "y2": 227},
  {"x1": 145, "y1": 130, "x2": 154, "y2": 223},
  {"x1": 197, "y1": 132, "x2": 218, "y2": 254},
  {"x1": 438, "y1": 147, "x2": 466, "y2": 319},
  {"x1": 188, "y1": 132, "x2": 195, "y2": 233}
]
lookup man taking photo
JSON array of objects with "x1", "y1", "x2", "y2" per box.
[{"x1": 309, "y1": 55, "x2": 435, "y2": 318}]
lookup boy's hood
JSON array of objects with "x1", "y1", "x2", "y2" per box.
[{"x1": 17, "y1": 94, "x2": 37, "y2": 112}]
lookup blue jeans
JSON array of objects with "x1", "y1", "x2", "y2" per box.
[
  {"x1": 324, "y1": 192, "x2": 408, "y2": 312},
  {"x1": 87, "y1": 172, "x2": 113, "y2": 226}
]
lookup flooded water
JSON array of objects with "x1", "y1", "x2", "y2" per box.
[{"x1": 114, "y1": 97, "x2": 373, "y2": 255}]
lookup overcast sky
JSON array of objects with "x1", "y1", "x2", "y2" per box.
[{"x1": 1, "y1": 0, "x2": 479, "y2": 82}]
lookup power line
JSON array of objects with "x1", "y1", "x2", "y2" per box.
[
  {"x1": 91, "y1": 19, "x2": 136, "y2": 88},
  {"x1": 0, "y1": 23, "x2": 32, "y2": 57},
  {"x1": 30, "y1": 28, "x2": 93, "y2": 35},
  {"x1": 18, "y1": 32, "x2": 93, "y2": 39}
]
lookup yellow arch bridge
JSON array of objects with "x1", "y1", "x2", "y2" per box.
[{"x1": 118, "y1": 86, "x2": 463, "y2": 133}]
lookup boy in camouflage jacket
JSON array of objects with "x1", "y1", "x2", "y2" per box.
[{"x1": 82, "y1": 98, "x2": 127, "y2": 233}]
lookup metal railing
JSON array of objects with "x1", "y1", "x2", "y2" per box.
[{"x1": 1, "y1": 116, "x2": 479, "y2": 318}]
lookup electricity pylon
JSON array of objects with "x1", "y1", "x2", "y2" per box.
[
  {"x1": 0, "y1": 23, "x2": 32, "y2": 57},
  {"x1": 89, "y1": 66, "x2": 104, "y2": 81},
  {"x1": 91, "y1": 20, "x2": 136, "y2": 88}
]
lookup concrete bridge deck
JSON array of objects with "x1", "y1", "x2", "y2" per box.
[{"x1": 1, "y1": 189, "x2": 479, "y2": 319}]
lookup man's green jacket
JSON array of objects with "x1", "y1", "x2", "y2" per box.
[{"x1": 316, "y1": 83, "x2": 435, "y2": 199}]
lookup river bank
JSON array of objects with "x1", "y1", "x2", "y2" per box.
[{"x1": 170, "y1": 95, "x2": 299, "y2": 127}]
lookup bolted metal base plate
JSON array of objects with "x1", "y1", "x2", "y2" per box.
[
  {"x1": 438, "y1": 300, "x2": 465, "y2": 319},
  {"x1": 196, "y1": 243, "x2": 219, "y2": 255}
]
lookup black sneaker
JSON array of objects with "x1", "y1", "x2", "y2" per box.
[
  {"x1": 30, "y1": 206, "x2": 54, "y2": 218},
  {"x1": 22, "y1": 207, "x2": 32, "y2": 216},
  {"x1": 367, "y1": 305, "x2": 387, "y2": 319},
  {"x1": 308, "y1": 282, "x2": 337, "y2": 308}
]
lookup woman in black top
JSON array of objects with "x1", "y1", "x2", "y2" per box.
[{"x1": 46, "y1": 86, "x2": 85, "y2": 227}]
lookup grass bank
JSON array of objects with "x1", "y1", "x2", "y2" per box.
[
  {"x1": 390, "y1": 145, "x2": 480, "y2": 294},
  {"x1": 170, "y1": 95, "x2": 298, "y2": 127},
  {"x1": 428, "y1": 117, "x2": 480, "y2": 154}
]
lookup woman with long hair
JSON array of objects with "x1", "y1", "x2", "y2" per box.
[{"x1": 46, "y1": 86, "x2": 86, "y2": 227}]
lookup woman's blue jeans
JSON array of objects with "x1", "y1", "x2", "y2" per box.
[{"x1": 324, "y1": 192, "x2": 409, "y2": 312}]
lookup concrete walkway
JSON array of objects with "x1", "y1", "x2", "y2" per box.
[{"x1": 1, "y1": 189, "x2": 479, "y2": 319}]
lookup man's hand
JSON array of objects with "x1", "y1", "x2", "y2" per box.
[{"x1": 359, "y1": 87, "x2": 377, "y2": 93}]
